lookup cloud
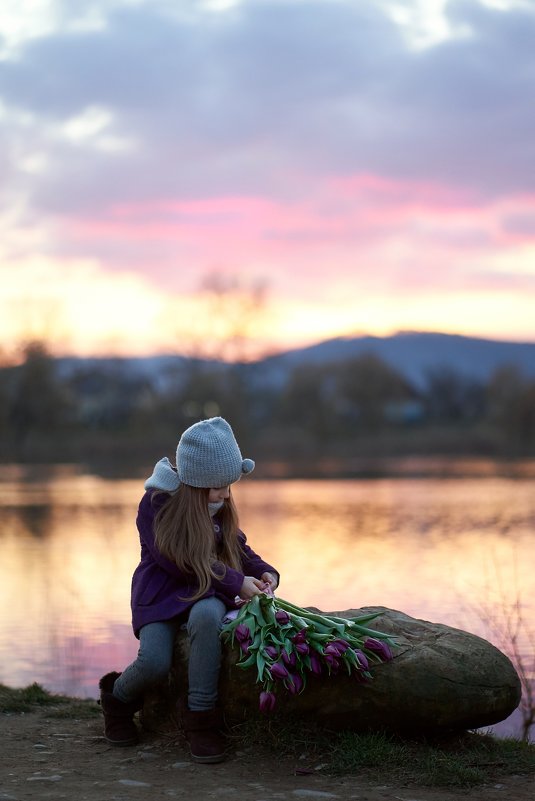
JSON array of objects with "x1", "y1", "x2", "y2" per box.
[
  {"x1": 501, "y1": 210, "x2": 535, "y2": 240},
  {"x1": 0, "y1": 0, "x2": 533, "y2": 216}
]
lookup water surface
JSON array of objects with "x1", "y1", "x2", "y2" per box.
[{"x1": 1, "y1": 463, "x2": 533, "y2": 739}]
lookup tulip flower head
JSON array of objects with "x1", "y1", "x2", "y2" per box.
[
  {"x1": 324, "y1": 643, "x2": 342, "y2": 657},
  {"x1": 235, "y1": 624, "x2": 251, "y2": 643},
  {"x1": 259, "y1": 690, "x2": 276, "y2": 713},
  {"x1": 292, "y1": 629, "x2": 307, "y2": 645},
  {"x1": 309, "y1": 652, "x2": 322, "y2": 676},
  {"x1": 330, "y1": 638, "x2": 350, "y2": 654},
  {"x1": 364, "y1": 637, "x2": 393, "y2": 661},
  {"x1": 323, "y1": 652, "x2": 340, "y2": 673},
  {"x1": 269, "y1": 661, "x2": 289, "y2": 681},
  {"x1": 281, "y1": 648, "x2": 297, "y2": 668},
  {"x1": 285, "y1": 673, "x2": 304, "y2": 695},
  {"x1": 354, "y1": 649, "x2": 369, "y2": 670},
  {"x1": 275, "y1": 609, "x2": 290, "y2": 625}
]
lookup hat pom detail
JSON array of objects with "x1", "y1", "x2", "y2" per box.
[{"x1": 241, "y1": 458, "x2": 255, "y2": 475}]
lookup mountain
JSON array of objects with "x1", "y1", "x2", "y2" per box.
[
  {"x1": 55, "y1": 332, "x2": 535, "y2": 391},
  {"x1": 248, "y1": 332, "x2": 535, "y2": 390}
]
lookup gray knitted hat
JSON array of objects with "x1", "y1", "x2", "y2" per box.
[{"x1": 144, "y1": 417, "x2": 254, "y2": 492}]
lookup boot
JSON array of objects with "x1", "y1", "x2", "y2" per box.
[
  {"x1": 182, "y1": 707, "x2": 226, "y2": 764},
  {"x1": 98, "y1": 671, "x2": 142, "y2": 746}
]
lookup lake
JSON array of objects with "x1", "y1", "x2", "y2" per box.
[{"x1": 1, "y1": 461, "x2": 534, "y2": 740}]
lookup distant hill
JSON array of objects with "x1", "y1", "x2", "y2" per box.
[
  {"x1": 247, "y1": 332, "x2": 535, "y2": 390},
  {"x1": 56, "y1": 332, "x2": 535, "y2": 391}
]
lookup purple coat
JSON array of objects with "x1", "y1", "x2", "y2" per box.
[{"x1": 130, "y1": 491, "x2": 279, "y2": 637}]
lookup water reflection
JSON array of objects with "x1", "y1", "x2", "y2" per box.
[{"x1": 0, "y1": 464, "x2": 533, "y2": 740}]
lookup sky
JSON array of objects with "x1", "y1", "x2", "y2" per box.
[{"x1": 1, "y1": 0, "x2": 535, "y2": 361}]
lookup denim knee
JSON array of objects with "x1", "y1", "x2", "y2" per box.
[
  {"x1": 136, "y1": 649, "x2": 173, "y2": 683},
  {"x1": 187, "y1": 597, "x2": 226, "y2": 637}
]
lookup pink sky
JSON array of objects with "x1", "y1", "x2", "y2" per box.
[{"x1": 1, "y1": 0, "x2": 535, "y2": 360}]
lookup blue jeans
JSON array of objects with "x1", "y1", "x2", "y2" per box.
[{"x1": 113, "y1": 596, "x2": 227, "y2": 711}]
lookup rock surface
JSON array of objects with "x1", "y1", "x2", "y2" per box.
[{"x1": 142, "y1": 606, "x2": 521, "y2": 735}]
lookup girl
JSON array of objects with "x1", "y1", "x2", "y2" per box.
[{"x1": 99, "y1": 417, "x2": 279, "y2": 764}]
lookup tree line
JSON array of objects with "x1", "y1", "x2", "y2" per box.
[{"x1": 1, "y1": 342, "x2": 534, "y2": 469}]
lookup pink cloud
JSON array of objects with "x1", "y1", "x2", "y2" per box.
[
  {"x1": 59, "y1": 174, "x2": 535, "y2": 300},
  {"x1": 64, "y1": 174, "x2": 480, "y2": 251}
]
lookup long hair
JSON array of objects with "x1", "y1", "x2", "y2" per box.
[{"x1": 153, "y1": 484, "x2": 243, "y2": 601}]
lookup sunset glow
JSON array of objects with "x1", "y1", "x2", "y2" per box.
[{"x1": 1, "y1": 0, "x2": 534, "y2": 360}]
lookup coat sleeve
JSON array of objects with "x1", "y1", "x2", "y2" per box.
[
  {"x1": 210, "y1": 564, "x2": 245, "y2": 600},
  {"x1": 211, "y1": 532, "x2": 280, "y2": 601}
]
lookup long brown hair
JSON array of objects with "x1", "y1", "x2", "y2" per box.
[{"x1": 153, "y1": 484, "x2": 243, "y2": 601}]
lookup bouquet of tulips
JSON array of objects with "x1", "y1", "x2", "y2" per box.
[{"x1": 221, "y1": 593, "x2": 395, "y2": 713}]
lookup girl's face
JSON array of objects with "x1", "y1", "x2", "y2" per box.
[{"x1": 208, "y1": 485, "x2": 231, "y2": 503}]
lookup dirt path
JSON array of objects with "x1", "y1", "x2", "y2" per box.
[{"x1": 1, "y1": 709, "x2": 534, "y2": 801}]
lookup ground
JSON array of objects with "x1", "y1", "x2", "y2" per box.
[{"x1": 1, "y1": 709, "x2": 534, "y2": 801}]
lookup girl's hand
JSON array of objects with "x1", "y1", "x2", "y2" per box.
[
  {"x1": 239, "y1": 575, "x2": 266, "y2": 600},
  {"x1": 261, "y1": 572, "x2": 278, "y2": 592}
]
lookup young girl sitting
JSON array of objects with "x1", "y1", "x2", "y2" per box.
[{"x1": 99, "y1": 416, "x2": 279, "y2": 763}]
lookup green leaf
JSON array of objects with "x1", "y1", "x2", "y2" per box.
[
  {"x1": 259, "y1": 594, "x2": 277, "y2": 623},
  {"x1": 256, "y1": 651, "x2": 266, "y2": 683},
  {"x1": 289, "y1": 613, "x2": 309, "y2": 630},
  {"x1": 237, "y1": 652, "x2": 256, "y2": 669},
  {"x1": 307, "y1": 632, "x2": 330, "y2": 642},
  {"x1": 249, "y1": 601, "x2": 269, "y2": 627},
  {"x1": 283, "y1": 638, "x2": 294, "y2": 654}
]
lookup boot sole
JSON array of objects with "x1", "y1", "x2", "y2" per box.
[
  {"x1": 105, "y1": 736, "x2": 138, "y2": 747},
  {"x1": 190, "y1": 751, "x2": 226, "y2": 764}
]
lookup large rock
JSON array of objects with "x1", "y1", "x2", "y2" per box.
[{"x1": 142, "y1": 606, "x2": 521, "y2": 735}]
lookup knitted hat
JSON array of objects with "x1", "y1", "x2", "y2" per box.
[{"x1": 144, "y1": 417, "x2": 254, "y2": 492}]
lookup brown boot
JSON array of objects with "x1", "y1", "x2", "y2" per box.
[
  {"x1": 182, "y1": 707, "x2": 226, "y2": 764},
  {"x1": 98, "y1": 671, "x2": 142, "y2": 746}
]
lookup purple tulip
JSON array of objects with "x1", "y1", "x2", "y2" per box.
[
  {"x1": 295, "y1": 642, "x2": 309, "y2": 655},
  {"x1": 275, "y1": 609, "x2": 290, "y2": 625},
  {"x1": 259, "y1": 690, "x2": 276, "y2": 713},
  {"x1": 281, "y1": 648, "x2": 297, "y2": 668},
  {"x1": 354, "y1": 649, "x2": 369, "y2": 670},
  {"x1": 324, "y1": 644, "x2": 340, "y2": 657},
  {"x1": 264, "y1": 645, "x2": 279, "y2": 660},
  {"x1": 285, "y1": 673, "x2": 304, "y2": 695},
  {"x1": 323, "y1": 652, "x2": 340, "y2": 673},
  {"x1": 330, "y1": 638, "x2": 350, "y2": 653},
  {"x1": 240, "y1": 638, "x2": 251, "y2": 654},
  {"x1": 324, "y1": 639, "x2": 350, "y2": 657},
  {"x1": 308, "y1": 652, "x2": 322, "y2": 676},
  {"x1": 364, "y1": 637, "x2": 393, "y2": 662},
  {"x1": 292, "y1": 629, "x2": 307, "y2": 645},
  {"x1": 269, "y1": 661, "x2": 289, "y2": 680},
  {"x1": 235, "y1": 624, "x2": 251, "y2": 643}
]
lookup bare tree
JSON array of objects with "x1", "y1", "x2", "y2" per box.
[{"x1": 182, "y1": 271, "x2": 270, "y2": 362}]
